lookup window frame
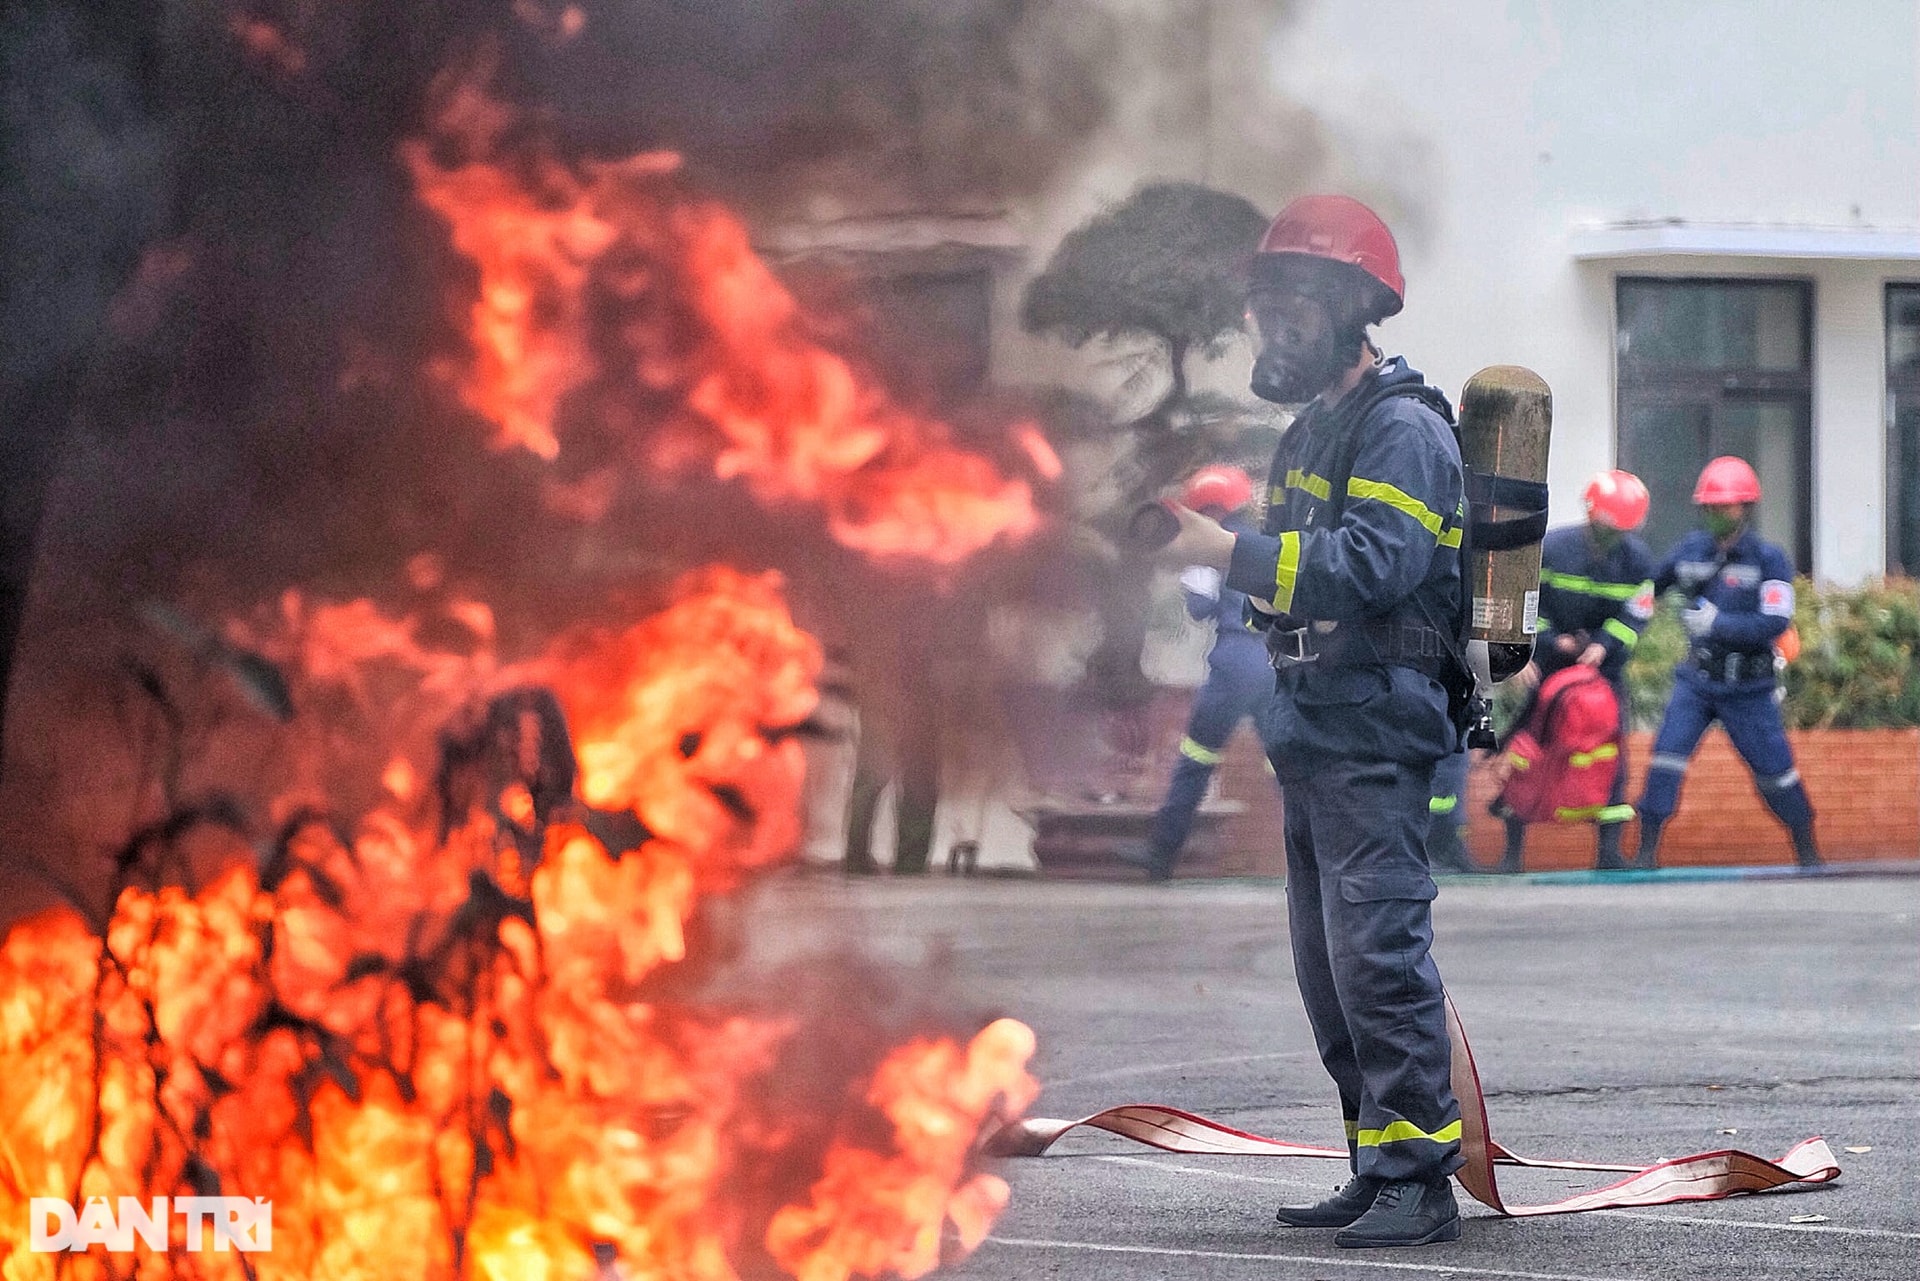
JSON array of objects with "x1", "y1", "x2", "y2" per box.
[
  {"x1": 1614, "y1": 275, "x2": 1815, "y2": 569},
  {"x1": 1885, "y1": 282, "x2": 1920, "y2": 575}
]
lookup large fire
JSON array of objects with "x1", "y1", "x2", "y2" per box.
[
  {"x1": 0, "y1": 66, "x2": 1049, "y2": 1281},
  {"x1": 0, "y1": 570, "x2": 1038, "y2": 1279},
  {"x1": 403, "y1": 87, "x2": 1042, "y2": 565}
]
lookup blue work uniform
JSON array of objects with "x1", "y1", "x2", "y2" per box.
[
  {"x1": 1530, "y1": 524, "x2": 1656, "y2": 827},
  {"x1": 1146, "y1": 515, "x2": 1277, "y2": 876},
  {"x1": 1637, "y1": 529, "x2": 1815, "y2": 849},
  {"x1": 1223, "y1": 356, "x2": 1464, "y2": 1184}
]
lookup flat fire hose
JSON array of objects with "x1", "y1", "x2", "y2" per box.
[{"x1": 986, "y1": 996, "x2": 1840, "y2": 1215}]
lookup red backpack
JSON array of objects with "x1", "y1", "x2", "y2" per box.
[{"x1": 1492, "y1": 666, "x2": 1622, "y2": 824}]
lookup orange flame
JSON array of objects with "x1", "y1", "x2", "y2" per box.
[
  {"x1": 404, "y1": 98, "x2": 1042, "y2": 564},
  {"x1": 0, "y1": 571, "x2": 1037, "y2": 1279}
]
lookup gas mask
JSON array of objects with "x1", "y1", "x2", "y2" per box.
[
  {"x1": 1250, "y1": 332, "x2": 1347, "y2": 406},
  {"x1": 1700, "y1": 505, "x2": 1746, "y2": 540},
  {"x1": 1247, "y1": 289, "x2": 1351, "y2": 406},
  {"x1": 1588, "y1": 523, "x2": 1623, "y2": 553}
]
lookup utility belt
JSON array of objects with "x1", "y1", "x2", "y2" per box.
[
  {"x1": 1265, "y1": 618, "x2": 1455, "y2": 679},
  {"x1": 1688, "y1": 647, "x2": 1776, "y2": 684}
]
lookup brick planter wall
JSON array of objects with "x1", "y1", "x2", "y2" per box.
[
  {"x1": 1151, "y1": 689, "x2": 1920, "y2": 874},
  {"x1": 1460, "y1": 728, "x2": 1920, "y2": 871}
]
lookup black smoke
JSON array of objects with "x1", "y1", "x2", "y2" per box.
[{"x1": 0, "y1": 0, "x2": 1118, "y2": 916}]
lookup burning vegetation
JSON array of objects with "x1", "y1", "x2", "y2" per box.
[
  {"x1": 0, "y1": 4, "x2": 1086, "y2": 1275},
  {"x1": 0, "y1": 571, "x2": 1038, "y2": 1281}
]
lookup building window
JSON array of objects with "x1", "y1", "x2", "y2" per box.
[
  {"x1": 1616, "y1": 278, "x2": 1813, "y2": 568},
  {"x1": 1887, "y1": 285, "x2": 1920, "y2": 575}
]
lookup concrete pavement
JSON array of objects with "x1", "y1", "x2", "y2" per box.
[{"x1": 743, "y1": 870, "x2": 1920, "y2": 1280}]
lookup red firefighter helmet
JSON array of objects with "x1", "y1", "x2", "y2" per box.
[
  {"x1": 1693, "y1": 456, "x2": 1762, "y2": 504},
  {"x1": 1180, "y1": 465, "x2": 1255, "y2": 515},
  {"x1": 1253, "y1": 195, "x2": 1405, "y2": 318},
  {"x1": 1581, "y1": 469, "x2": 1650, "y2": 531}
]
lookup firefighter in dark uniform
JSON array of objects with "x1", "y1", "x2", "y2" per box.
[
  {"x1": 1493, "y1": 469, "x2": 1656, "y2": 871},
  {"x1": 1138, "y1": 466, "x2": 1277, "y2": 880},
  {"x1": 1636, "y1": 456, "x2": 1820, "y2": 868},
  {"x1": 1424, "y1": 747, "x2": 1475, "y2": 872},
  {"x1": 1160, "y1": 195, "x2": 1464, "y2": 1248}
]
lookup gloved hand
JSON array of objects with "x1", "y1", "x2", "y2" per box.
[
  {"x1": 1179, "y1": 565, "x2": 1222, "y2": 599},
  {"x1": 1682, "y1": 599, "x2": 1719, "y2": 639}
]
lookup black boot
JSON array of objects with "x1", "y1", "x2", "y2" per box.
[
  {"x1": 1333, "y1": 1177, "x2": 1461, "y2": 1248},
  {"x1": 1791, "y1": 824, "x2": 1823, "y2": 868},
  {"x1": 1494, "y1": 818, "x2": 1525, "y2": 874},
  {"x1": 1275, "y1": 1175, "x2": 1383, "y2": 1228},
  {"x1": 1117, "y1": 843, "x2": 1176, "y2": 881},
  {"x1": 1594, "y1": 821, "x2": 1628, "y2": 871},
  {"x1": 1634, "y1": 818, "x2": 1664, "y2": 870}
]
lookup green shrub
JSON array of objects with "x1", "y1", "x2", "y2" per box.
[
  {"x1": 1622, "y1": 576, "x2": 1920, "y2": 731},
  {"x1": 1781, "y1": 577, "x2": 1920, "y2": 728},
  {"x1": 1622, "y1": 606, "x2": 1689, "y2": 730}
]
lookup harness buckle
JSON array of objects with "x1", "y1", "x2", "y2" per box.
[{"x1": 1268, "y1": 627, "x2": 1318, "y2": 667}]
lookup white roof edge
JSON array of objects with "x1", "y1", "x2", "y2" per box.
[{"x1": 1570, "y1": 223, "x2": 1920, "y2": 261}]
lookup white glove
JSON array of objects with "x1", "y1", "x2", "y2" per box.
[
  {"x1": 1682, "y1": 599, "x2": 1719, "y2": 639},
  {"x1": 1179, "y1": 565, "x2": 1222, "y2": 599}
]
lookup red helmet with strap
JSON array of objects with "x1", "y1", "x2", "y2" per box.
[
  {"x1": 1180, "y1": 465, "x2": 1254, "y2": 515},
  {"x1": 1252, "y1": 195, "x2": 1405, "y2": 318},
  {"x1": 1693, "y1": 456, "x2": 1762, "y2": 504},
  {"x1": 1581, "y1": 469, "x2": 1650, "y2": 531}
]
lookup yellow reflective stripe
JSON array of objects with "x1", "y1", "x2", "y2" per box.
[
  {"x1": 1540, "y1": 570, "x2": 1642, "y2": 601},
  {"x1": 1558, "y1": 801, "x2": 1638, "y2": 823},
  {"x1": 1343, "y1": 1119, "x2": 1360, "y2": 1140},
  {"x1": 1429, "y1": 794, "x2": 1458, "y2": 814},
  {"x1": 1506, "y1": 751, "x2": 1530, "y2": 770},
  {"x1": 1285, "y1": 468, "x2": 1332, "y2": 501},
  {"x1": 1568, "y1": 743, "x2": 1620, "y2": 768},
  {"x1": 1355, "y1": 1119, "x2": 1463, "y2": 1148},
  {"x1": 1346, "y1": 477, "x2": 1453, "y2": 544},
  {"x1": 1272, "y1": 531, "x2": 1300, "y2": 613},
  {"x1": 1269, "y1": 484, "x2": 1287, "y2": 508},
  {"x1": 1603, "y1": 617, "x2": 1639, "y2": 647},
  {"x1": 1179, "y1": 736, "x2": 1224, "y2": 766}
]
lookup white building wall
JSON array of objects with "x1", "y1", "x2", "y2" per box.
[{"x1": 999, "y1": 0, "x2": 1920, "y2": 584}]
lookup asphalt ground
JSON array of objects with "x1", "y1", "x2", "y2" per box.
[{"x1": 745, "y1": 870, "x2": 1920, "y2": 1281}]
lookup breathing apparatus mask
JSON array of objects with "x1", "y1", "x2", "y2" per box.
[
  {"x1": 1246, "y1": 258, "x2": 1380, "y2": 407},
  {"x1": 1700, "y1": 504, "x2": 1747, "y2": 541}
]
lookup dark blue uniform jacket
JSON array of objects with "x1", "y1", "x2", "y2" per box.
[
  {"x1": 1652, "y1": 529, "x2": 1796, "y2": 691},
  {"x1": 1223, "y1": 358, "x2": 1464, "y2": 782},
  {"x1": 1535, "y1": 525, "x2": 1656, "y2": 685}
]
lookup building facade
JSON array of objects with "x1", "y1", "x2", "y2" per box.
[{"x1": 993, "y1": 0, "x2": 1920, "y2": 585}]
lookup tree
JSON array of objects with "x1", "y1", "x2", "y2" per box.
[
  {"x1": 1022, "y1": 181, "x2": 1269, "y2": 423},
  {"x1": 1020, "y1": 182, "x2": 1276, "y2": 736}
]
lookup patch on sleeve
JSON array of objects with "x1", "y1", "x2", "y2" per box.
[
  {"x1": 1627, "y1": 583, "x2": 1656, "y2": 621},
  {"x1": 1760, "y1": 579, "x2": 1795, "y2": 617}
]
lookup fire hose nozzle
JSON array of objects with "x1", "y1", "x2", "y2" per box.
[{"x1": 1126, "y1": 500, "x2": 1181, "y2": 550}]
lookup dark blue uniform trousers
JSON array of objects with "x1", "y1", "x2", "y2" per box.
[
  {"x1": 1640, "y1": 675, "x2": 1813, "y2": 830},
  {"x1": 1147, "y1": 652, "x2": 1274, "y2": 872},
  {"x1": 1284, "y1": 758, "x2": 1463, "y2": 1181}
]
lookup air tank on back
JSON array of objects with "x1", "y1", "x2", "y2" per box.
[{"x1": 1457, "y1": 366, "x2": 1553, "y2": 684}]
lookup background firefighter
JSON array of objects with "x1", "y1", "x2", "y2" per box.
[
  {"x1": 1489, "y1": 468, "x2": 1656, "y2": 872},
  {"x1": 1157, "y1": 194, "x2": 1465, "y2": 1249},
  {"x1": 1636, "y1": 456, "x2": 1821, "y2": 869},
  {"x1": 1129, "y1": 466, "x2": 1279, "y2": 880}
]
